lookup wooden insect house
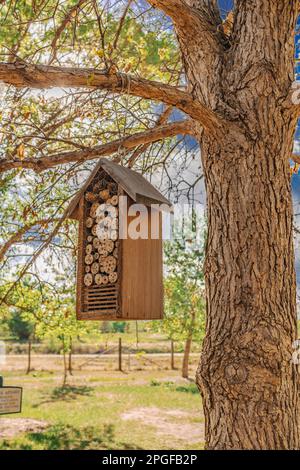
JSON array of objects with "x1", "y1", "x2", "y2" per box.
[{"x1": 67, "y1": 158, "x2": 172, "y2": 321}]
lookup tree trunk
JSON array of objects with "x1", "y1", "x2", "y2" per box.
[
  {"x1": 26, "y1": 339, "x2": 32, "y2": 375},
  {"x1": 170, "y1": 0, "x2": 300, "y2": 450},
  {"x1": 182, "y1": 337, "x2": 192, "y2": 379},
  {"x1": 196, "y1": 131, "x2": 300, "y2": 449},
  {"x1": 62, "y1": 350, "x2": 68, "y2": 388},
  {"x1": 171, "y1": 340, "x2": 175, "y2": 370},
  {"x1": 68, "y1": 338, "x2": 73, "y2": 375},
  {"x1": 0, "y1": 0, "x2": 299, "y2": 452}
]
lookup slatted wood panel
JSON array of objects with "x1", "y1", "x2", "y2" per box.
[{"x1": 83, "y1": 285, "x2": 118, "y2": 311}]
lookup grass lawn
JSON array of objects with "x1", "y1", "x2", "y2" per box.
[{"x1": 0, "y1": 368, "x2": 204, "y2": 450}]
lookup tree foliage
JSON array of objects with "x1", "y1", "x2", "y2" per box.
[
  {"x1": 0, "y1": 0, "x2": 200, "y2": 301},
  {"x1": 162, "y1": 220, "x2": 206, "y2": 344}
]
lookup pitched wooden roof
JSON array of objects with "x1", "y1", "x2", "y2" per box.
[{"x1": 67, "y1": 158, "x2": 172, "y2": 219}]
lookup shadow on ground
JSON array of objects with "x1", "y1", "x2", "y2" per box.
[
  {"x1": 33, "y1": 385, "x2": 94, "y2": 407},
  {"x1": 0, "y1": 423, "x2": 141, "y2": 450}
]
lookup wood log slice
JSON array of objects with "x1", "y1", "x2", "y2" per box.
[
  {"x1": 104, "y1": 239, "x2": 114, "y2": 253},
  {"x1": 98, "y1": 247, "x2": 109, "y2": 257},
  {"x1": 96, "y1": 225, "x2": 108, "y2": 240},
  {"x1": 97, "y1": 203, "x2": 106, "y2": 214},
  {"x1": 110, "y1": 195, "x2": 118, "y2": 206},
  {"x1": 95, "y1": 214, "x2": 105, "y2": 224},
  {"x1": 84, "y1": 273, "x2": 93, "y2": 286},
  {"x1": 102, "y1": 255, "x2": 117, "y2": 273},
  {"x1": 85, "y1": 244, "x2": 93, "y2": 254},
  {"x1": 90, "y1": 202, "x2": 100, "y2": 218},
  {"x1": 85, "y1": 192, "x2": 97, "y2": 202},
  {"x1": 85, "y1": 254, "x2": 94, "y2": 265},
  {"x1": 109, "y1": 272, "x2": 118, "y2": 284},
  {"x1": 111, "y1": 218, "x2": 118, "y2": 230},
  {"x1": 103, "y1": 217, "x2": 112, "y2": 228},
  {"x1": 111, "y1": 230, "x2": 118, "y2": 241},
  {"x1": 109, "y1": 207, "x2": 118, "y2": 217},
  {"x1": 93, "y1": 238, "x2": 100, "y2": 249},
  {"x1": 85, "y1": 217, "x2": 93, "y2": 228},
  {"x1": 99, "y1": 189, "x2": 110, "y2": 201},
  {"x1": 91, "y1": 225, "x2": 98, "y2": 236},
  {"x1": 91, "y1": 262, "x2": 100, "y2": 275}
]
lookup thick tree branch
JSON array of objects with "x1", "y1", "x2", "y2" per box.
[
  {"x1": 0, "y1": 120, "x2": 194, "y2": 173},
  {"x1": 148, "y1": 0, "x2": 221, "y2": 50},
  {"x1": 148, "y1": 0, "x2": 198, "y2": 25},
  {"x1": 0, "y1": 62, "x2": 225, "y2": 133},
  {"x1": 147, "y1": 1, "x2": 228, "y2": 116}
]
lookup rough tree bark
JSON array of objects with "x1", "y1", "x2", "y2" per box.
[
  {"x1": 198, "y1": 127, "x2": 299, "y2": 449},
  {"x1": 153, "y1": 0, "x2": 300, "y2": 449},
  {"x1": 0, "y1": 0, "x2": 299, "y2": 450},
  {"x1": 193, "y1": 1, "x2": 299, "y2": 450}
]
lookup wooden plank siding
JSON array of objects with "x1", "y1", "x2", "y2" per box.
[{"x1": 121, "y1": 209, "x2": 163, "y2": 320}]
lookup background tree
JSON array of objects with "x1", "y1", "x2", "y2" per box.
[
  {"x1": 0, "y1": 0, "x2": 299, "y2": 449},
  {"x1": 1, "y1": 281, "x2": 45, "y2": 374},
  {"x1": 35, "y1": 284, "x2": 92, "y2": 387},
  {"x1": 163, "y1": 221, "x2": 205, "y2": 378},
  {"x1": 7, "y1": 309, "x2": 35, "y2": 374}
]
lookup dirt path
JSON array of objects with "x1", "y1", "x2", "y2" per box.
[
  {"x1": 0, "y1": 418, "x2": 48, "y2": 438},
  {"x1": 122, "y1": 407, "x2": 204, "y2": 445}
]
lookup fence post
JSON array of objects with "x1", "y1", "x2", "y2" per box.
[
  {"x1": 171, "y1": 340, "x2": 175, "y2": 370},
  {"x1": 118, "y1": 337, "x2": 122, "y2": 371}
]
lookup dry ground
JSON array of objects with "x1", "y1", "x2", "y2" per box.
[{"x1": 0, "y1": 355, "x2": 204, "y2": 450}]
